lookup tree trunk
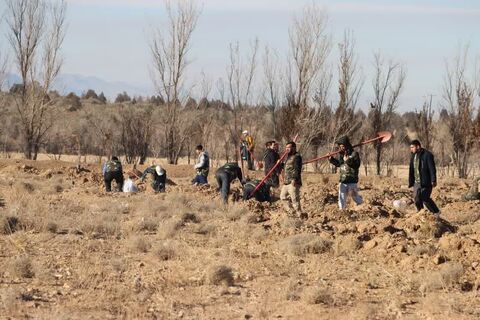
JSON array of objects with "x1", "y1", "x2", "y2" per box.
[{"x1": 376, "y1": 143, "x2": 381, "y2": 175}]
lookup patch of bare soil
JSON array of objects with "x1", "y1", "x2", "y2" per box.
[{"x1": 0, "y1": 159, "x2": 479, "y2": 319}]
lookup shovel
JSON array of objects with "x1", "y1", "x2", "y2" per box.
[
  {"x1": 303, "y1": 131, "x2": 392, "y2": 165},
  {"x1": 248, "y1": 134, "x2": 299, "y2": 199}
]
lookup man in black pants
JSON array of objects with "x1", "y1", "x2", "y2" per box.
[
  {"x1": 141, "y1": 165, "x2": 167, "y2": 193},
  {"x1": 408, "y1": 140, "x2": 440, "y2": 215},
  {"x1": 263, "y1": 141, "x2": 281, "y2": 189},
  {"x1": 215, "y1": 163, "x2": 243, "y2": 204},
  {"x1": 103, "y1": 156, "x2": 124, "y2": 192}
]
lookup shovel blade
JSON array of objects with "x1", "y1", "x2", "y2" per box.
[{"x1": 377, "y1": 131, "x2": 392, "y2": 143}]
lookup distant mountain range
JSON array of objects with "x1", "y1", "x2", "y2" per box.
[{"x1": 6, "y1": 73, "x2": 155, "y2": 100}]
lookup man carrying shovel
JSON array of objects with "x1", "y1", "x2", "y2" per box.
[{"x1": 329, "y1": 136, "x2": 363, "y2": 210}]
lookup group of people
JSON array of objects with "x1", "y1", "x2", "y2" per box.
[
  {"x1": 103, "y1": 133, "x2": 441, "y2": 219},
  {"x1": 102, "y1": 157, "x2": 166, "y2": 193}
]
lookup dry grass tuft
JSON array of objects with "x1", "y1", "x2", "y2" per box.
[
  {"x1": 280, "y1": 234, "x2": 332, "y2": 256},
  {"x1": 285, "y1": 279, "x2": 302, "y2": 301},
  {"x1": 155, "y1": 240, "x2": 180, "y2": 261},
  {"x1": 46, "y1": 221, "x2": 58, "y2": 234},
  {"x1": 131, "y1": 236, "x2": 151, "y2": 253},
  {"x1": 167, "y1": 193, "x2": 194, "y2": 208},
  {"x1": 225, "y1": 206, "x2": 248, "y2": 221},
  {"x1": 417, "y1": 262, "x2": 464, "y2": 293},
  {"x1": 334, "y1": 235, "x2": 362, "y2": 256},
  {"x1": 208, "y1": 265, "x2": 234, "y2": 286},
  {"x1": 158, "y1": 218, "x2": 183, "y2": 239},
  {"x1": 303, "y1": 286, "x2": 334, "y2": 305},
  {"x1": 193, "y1": 223, "x2": 216, "y2": 235},
  {"x1": 181, "y1": 212, "x2": 200, "y2": 224},
  {"x1": 82, "y1": 215, "x2": 122, "y2": 238},
  {"x1": 281, "y1": 217, "x2": 304, "y2": 230},
  {"x1": 1, "y1": 216, "x2": 20, "y2": 234},
  {"x1": 16, "y1": 182, "x2": 35, "y2": 194},
  {"x1": 137, "y1": 217, "x2": 158, "y2": 232},
  {"x1": 11, "y1": 256, "x2": 35, "y2": 278}
]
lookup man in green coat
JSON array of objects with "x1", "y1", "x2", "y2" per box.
[
  {"x1": 280, "y1": 142, "x2": 306, "y2": 218},
  {"x1": 329, "y1": 136, "x2": 363, "y2": 210}
]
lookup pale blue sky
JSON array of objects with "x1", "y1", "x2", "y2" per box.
[{"x1": 2, "y1": 0, "x2": 480, "y2": 111}]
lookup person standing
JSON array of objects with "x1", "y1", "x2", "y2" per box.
[
  {"x1": 280, "y1": 142, "x2": 306, "y2": 218},
  {"x1": 215, "y1": 162, "x2": 243, "y2": 204},
  {"x1": 240, "y1": 130, "x2": 255, "y2": 170},
  {"x1": 329, "y1": 136, "x2": 363, "y2": 210},
  {"x1": 192, "y1": 144, "x2": 210, "y2": 185},
  {"x1": 408, "y1": 139, "x2": 440, "y2": 215},
  {"x1": 263, "y1": 141, "x2": 281, "y2": 189},
  {"x1": 102, "y1": 156, "x2": 124, "y2": 192}
]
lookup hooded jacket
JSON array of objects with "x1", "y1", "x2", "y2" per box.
[{"x1": 329, "y1": 136, "x2": 361, "y2": 184}]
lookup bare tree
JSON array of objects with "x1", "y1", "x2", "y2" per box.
[
  {"x1": 226, "y1": 38, "x2": 259, "y2": 159},
  {"x1": 262, "y1": 45, "x2": 283, "y2": 139},
  {"x1": 443, "y1": 46, "x2": 478, "y2": 178},
  {"x1": 415, "y1": 95, "x2": 435, "y2": 150},
  {"x1": 332, "y1": 29, "x2": 363, "y2": 142},
  {"x1": 150, "y1": 0, "x2": 200, "y2": 164},
  {"x1": 118, "y1": 105, "x2": 154, "y2": 164},
  {"x1": 287, "y1": 3, "x2": 330, "y2": 111},
  {"x1": 370, "y1": 52, "x2": 406, "y2": 175},
  {"x1": 6, "y1": 0, "x2": 67, "y2": 159}
]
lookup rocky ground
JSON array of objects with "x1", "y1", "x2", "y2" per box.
[{"x1": 0, "y1": 159, "x2": 479, "y2": 319}]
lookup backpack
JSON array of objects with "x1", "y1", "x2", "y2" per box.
[
  {"x1": 106, "y1": 160, "x2": 121, "y2": 173},
  {"x1": 243, "y1": 179, "x2": 270, "y2": 202}
]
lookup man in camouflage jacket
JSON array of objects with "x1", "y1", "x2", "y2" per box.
[
  {"x1": 329, "y1": 136, "x2": 363, "y2": 209},
  {"x1": 280, "y1": 142, "x2": 306, "y2": 218},
  {"x1": 102, "y1": 156, "x2": 124, "y2": 192}
]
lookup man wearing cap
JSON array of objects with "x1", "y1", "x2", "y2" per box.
[
  {"x1": 102, "y1": 156, "x2": 124, "y2": 192},
  {"x1": 192, "y1": 144, "x2": 210, "y2": 185},
  {"x1": 240, "y1": 130, "x2": 255, "y2": 170},
  {"x1": 329, "y1": 136, "x2": 363, "y2": 210},
  {"x1": 141, "y1": 165, "x2": 167, "y2": 193}
]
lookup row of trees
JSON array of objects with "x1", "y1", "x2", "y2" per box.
[{"x1": 0, "y1": 0, "x2": 479, "y2": 178}]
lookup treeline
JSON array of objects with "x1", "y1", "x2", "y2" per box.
[{"x1": 1, "y1": 87, "x2": 480, "y2": 178}]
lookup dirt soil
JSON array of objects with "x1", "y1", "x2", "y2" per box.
[{"x1": 0, "y1": 159, "x2": 479, "y2": 319}]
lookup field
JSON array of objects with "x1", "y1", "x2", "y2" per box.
[{"x1": 0, "y1": 159, "x2": 479, "y2": 319}]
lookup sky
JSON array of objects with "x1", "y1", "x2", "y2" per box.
[{"x1": 1, "y1": 0, "x2": 480, "y2": 111}]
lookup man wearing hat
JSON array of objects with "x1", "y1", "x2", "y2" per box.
[
  {"x1": 240, "y1": 130, "x2": 255, "y2": 170},
  {"x1": 329, "y1": 136, "x2": 363, "y2": 210},
  {"x1": 141, "y1": 165, "x2": 167, "y2": 193}
]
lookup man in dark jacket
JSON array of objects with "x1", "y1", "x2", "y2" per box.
[
  {"x1": 263, "y1": 140, "x2": 281, "y2": 189},
  {"x1": 408, "y1": 140, "x2": 440, "y2": 214},
  {"x1": 280, "y1": 142, "x2": 305, "y2": 218},
  {"x1": 329, "y1": 136, "x2": 363, "y2": 209},
  {"x1": 141, "y1": 165, "x2": 167, "y2": 193},
  {"x1": 215, "y1": 162, "x2": 243, "y2": 204},
  {"x1": 102, "y1": 156, "x2": 124, "y2": 192}
]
